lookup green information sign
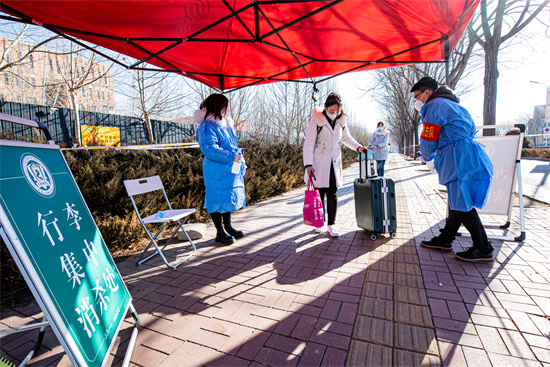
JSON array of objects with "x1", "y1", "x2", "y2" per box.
[{"x1": 0, "y1": 140, "x2": 134, "y2": 366}]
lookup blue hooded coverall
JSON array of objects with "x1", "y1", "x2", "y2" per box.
[
  {"x1": 196, "y1": 119, "x2": 245, "y2": 213},
  {"x1": 419, "y1": 89, "x2": 493, "y2": 212},
  {"x1": 419, "y1": 86, "x2": 494, "y2": 252}
]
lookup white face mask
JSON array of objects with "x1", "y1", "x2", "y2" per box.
[
  {"x1": 327, "y1": 112, "x2": 337, "y2": 120},
  {"x1": 377, "y1": 127, "x2": 384, "y2": 131},
  {"x1": 414, "y1": 99, "x2": 424, "y2": 112}
]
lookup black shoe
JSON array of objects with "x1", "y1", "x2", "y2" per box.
[
  {"x1": 225, "y1": 227, "x2": 244, "y2": 239},
  {"x1": 215, "y1": 232, "x2": 235, "y2": 245},
  {"x1": 421, "y1": 237, "x2": 453, "y2": 251},
  {"x1": 455, "y1": 247, "x2": 494, "y2": 262},
  {"x1": 221, "y1": 212, "x2": 244, "y2": 239}
]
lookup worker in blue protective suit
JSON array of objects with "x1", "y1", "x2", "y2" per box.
[
  {"x1": 411, "y1": 77, "x2": 494, "y2": 263},
  {"x1": 195, "y1": 94, "x2": 245, "y2": 245}
]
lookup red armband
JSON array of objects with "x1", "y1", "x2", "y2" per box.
[{"x1": 420, "y1": 122, "x2": 441, "y2": 142}]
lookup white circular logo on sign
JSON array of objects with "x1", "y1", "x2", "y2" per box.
[{"x1": 21, "y1": 153, "x2": 55, "y2": 197}]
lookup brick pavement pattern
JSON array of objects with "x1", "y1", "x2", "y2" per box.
[{"x1": 1, "y1": 154, "x2": 549, "y2": 366}]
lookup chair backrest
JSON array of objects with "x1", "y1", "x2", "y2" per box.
[{"x1": 124, "y1": 175, "x2": 164, "y2": 197}]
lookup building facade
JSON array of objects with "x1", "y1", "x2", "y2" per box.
[{"x1": 1, "y1": 37, "x2": 114, "y2": 113}]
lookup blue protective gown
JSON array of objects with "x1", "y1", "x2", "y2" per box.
[
  {"x1": 196, "y1": 118, "x2": 245, "y2": 213},
  {"x1": 419, "y1": 89, "x2": 493, "y2": 212}
]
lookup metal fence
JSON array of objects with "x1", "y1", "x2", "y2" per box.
[{"x1": 0, "y1": 100, "x2": 198, "y2": 146}]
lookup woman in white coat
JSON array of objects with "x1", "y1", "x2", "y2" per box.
[
  {"x1": 367, "y1": 121, "x2": 389, "y2": 176},
  {"x1": 303, "y1": 93, "x2": 368, "y2": 237}
]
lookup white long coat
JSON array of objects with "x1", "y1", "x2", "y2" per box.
[{"x1": 303, "y1": 107, "x2": 361, "y2": 188}]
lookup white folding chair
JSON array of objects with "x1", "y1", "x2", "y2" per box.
[{"x1": 123, "y1": 175, "x2": 196, "y2": 269}]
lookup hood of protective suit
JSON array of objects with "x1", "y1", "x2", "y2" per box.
[
  {"x1": 194, "y1": 109, "x2": 234, "y2": 127},
  {"x1": 312, "y1": 107, "x2": 347, "y2": 127},
  {"x1": 427, "y1": 86, "x2": 460, "y2": 104}
]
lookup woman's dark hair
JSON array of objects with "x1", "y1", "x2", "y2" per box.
[
  {"x1": 377, "y1": 121, "x2": 385, "y2": 127},
  {"x1": 200, "y1": 93, "x2": 229, "y2": 121},
  {"x1": 324, "y1": 92, "x2": 342, "y2": 109},
  {"x1": 410, "y1": 76, "x2": 439, "y2": 93}
]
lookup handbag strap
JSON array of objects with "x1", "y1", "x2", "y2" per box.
[{"x1": 307, "y1": 175, "x2": 315, "y2": 190}]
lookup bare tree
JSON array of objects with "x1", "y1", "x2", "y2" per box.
[
  {"x1": 182, "y1": 79, "x2": 262, "y2": 140},
  {"x1": 48, "y1": 41, "x2": 113, "y2": 145},
  {"x1": 117, "y1": 68, "x2": 189, "y2": 143},
  {"x1": 367, "y1": 24, "x2": 482, "y2": 154},
  {"x1": 468, "y1": 0, "x2": 550, "y2": 134},
  {"x1": 0, "y1": 21, "x2": 60, "y2": 73},
  {"x1": 345, "y1": 110, "x2": 371, "y2": 145}
]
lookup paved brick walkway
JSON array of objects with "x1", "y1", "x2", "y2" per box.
[{"x1": 1, "y1": 154, "x2": 549, "y2": 366}]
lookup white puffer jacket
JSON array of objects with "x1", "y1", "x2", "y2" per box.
[{"x1": 303, "y1": 107, "x2": 361, "y2": 188}]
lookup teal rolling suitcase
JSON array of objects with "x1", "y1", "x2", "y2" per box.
[{"x1": 354, "y1": 159, "x2": 397, "y2": 240}]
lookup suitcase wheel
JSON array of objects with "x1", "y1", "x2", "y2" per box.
[
  {"x1": 391, "y1": 232, "x2": 397, "y2": 238},
  {"x1": 370, "y1": 234, "x2": 377, "y2": 241}
]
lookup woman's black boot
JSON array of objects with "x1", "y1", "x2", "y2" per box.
[
  {"x1": 211, "y1": 212, "x2": 235, "y2": 245},
  {"x1": 222, "y1": 212, "x2": 244, "y2": 239}
]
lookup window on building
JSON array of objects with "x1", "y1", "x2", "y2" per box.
[
  {"x1": 91, "y1": 70, "x2": 95, "y2": 79},
  {"x1": 101, "y1": 106, "x2": 108, "y2": 113},
  {"x1": 104, "y1": 76, "x2": 107, "y2": 84},
  {"x1": 49, "y1": 59, "x2": 53, "y2": 72},
  {"x1": 89, "y1": 87, "x2": 92, "y2": 97},
  {"x1": 4, "y1": 73, "x2": 9, "y2": 85},
  {"x1": 29, "y1": 55, "x2": 34, "y2": 68},
  {"x1": 82, "y1": 88, "x2": 85, "y2": 97},
  {"x1": 92, "y1": 106, "x2": 96, "y2": 112},
  {"x1": 76, "y1": 66, "x2": 79, "y2": 77},
  {"x1": 97, "y1": 90, "x2": 100, "y2": 98},
  {"x1": 82, "y1": 67, "x2": 85, "y2": 77},
  {"x1": 31, "y1": 77, "x2": 36, "y2": 88},
  {"x1": 102, "y1": 91, "x2": 105, "y2": 100},
  {"x1": 56, "y1": 62, "x2": 60, "y2": 74},
  {"x1": 27, "y1": 98, "x2": 37, "y2": 104}
]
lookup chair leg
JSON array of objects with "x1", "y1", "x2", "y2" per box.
[
  {"x1": 136, "y1": 220, "x2": 195, "y2": 269},
  {"x1": 136, "y1": 222, "x2": 168, "y2": 265}
]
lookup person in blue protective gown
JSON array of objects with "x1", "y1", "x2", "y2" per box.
[
  {"x1": 367, "y1": 121, "x2": 389, "y2": 176},
  {"x1": 195, "y1": 94, "x2": 245, "y2": 245},
  {"x1": 411, "y1": 77, "x2": 495, "y2": 262}
]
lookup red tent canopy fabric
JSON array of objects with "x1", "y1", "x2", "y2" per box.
[{"x1": 1, "y1": 0, "x2": 479, "y2": 91}]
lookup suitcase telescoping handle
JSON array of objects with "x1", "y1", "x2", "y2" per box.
[
  {"x1": 359, "y1": 152, "x2": 377, "y2": 181},
  {"x1": 359, "y1": 154, "x2": 365, "y2": 183}
]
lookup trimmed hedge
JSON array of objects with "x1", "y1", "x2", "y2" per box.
[{"x1": 522, "y1": 148, "x2": 550, "y2": 159}]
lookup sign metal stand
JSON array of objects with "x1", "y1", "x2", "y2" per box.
[{"x1": 0, "y1": 113, "x2": 139, "y2": 367}]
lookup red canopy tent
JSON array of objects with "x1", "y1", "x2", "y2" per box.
[{"x1": 1, "y1": 0, "x2": 479, "y2": 92}]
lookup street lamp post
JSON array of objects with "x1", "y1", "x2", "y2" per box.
[{"x1": 530, "y1": 81, "x2": 550, "y2": 147}]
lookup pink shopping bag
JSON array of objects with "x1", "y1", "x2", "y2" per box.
[{"x1": 303, "y1": 176, "x2": 324, "y2": 227}]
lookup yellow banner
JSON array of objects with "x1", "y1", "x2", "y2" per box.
[{"x1": 81, "y1": 125, "x2": 121, "y2": 147}]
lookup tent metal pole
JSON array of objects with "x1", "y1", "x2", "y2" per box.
[
  {"x1": 260, "y1": 0, "x2": 343, "y2": 40},
  {"x1": 445, "y1": 36, "x2": 450, "y2": 86}
]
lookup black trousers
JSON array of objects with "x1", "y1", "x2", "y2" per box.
[
  {"x1": 439, "y1": 208, "x2": 493, "y2": 253},
  {"x1": 317, "y1": 164, "x2": 338, "y2": 226}
]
